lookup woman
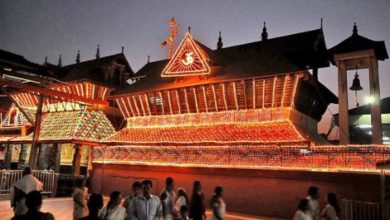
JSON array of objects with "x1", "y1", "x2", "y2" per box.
[
  {"x1": 321, "y1": 193, "x2": 340, "y2": 220},
  {"x1": 210, "y1": 186, "x2": 226, "y2": 220},
  {"x1": 73, "y1": 179, "x2": 87, "y2": 220},
  {"x1": 175, "y1": 188, "x2": 189, "y2": 215},
  {"x1": 293, "y1": 199, "x2": 313, "y2": 220},
  {"x1": 189, "y1": 181, "x2": 206, "y2": 220},
  {"x1": 99, "y1": 191, "x2": 126, "y2": 220}
]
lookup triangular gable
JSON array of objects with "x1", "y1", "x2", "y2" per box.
[{"x1": 162, "y1": 32, "x2": 211, "y2": 77}]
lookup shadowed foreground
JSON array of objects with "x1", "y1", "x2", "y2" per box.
[{"x1": 0, "y1": 198, "x2": 283, "y2": 220}]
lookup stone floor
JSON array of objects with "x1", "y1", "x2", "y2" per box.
[{"x1": 0, "y1": 197, "x2": 284, "y2": 220}]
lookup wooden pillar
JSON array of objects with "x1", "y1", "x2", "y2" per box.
[
  {"x1": 17, "y1": 144, "x2": 27, "y2": 169},
  {"x1": 369, "y1": 58, "x2": 383, "y2": 144},
  {"x1": 72, "y1": 144, "x2": 81, "y2": 176},
  {"x1": 337, "y1": 60, "x2": 350, "y2": 144},
  {"x1": 37, "y1": 144, "x2": 48, "y2": 170},
  {"x1": 4, "y1": 144, "x2": 12, "y2": 169},
  {"x1": 54, "y1": 143, "x2": 61, "y2": 173},
  {"x1": 29, "y1": 95, "x2": 44, "y2": 169}
]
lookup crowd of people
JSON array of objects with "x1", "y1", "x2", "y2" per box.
[
  {"x1": 10, "y1": 167, "x2": 341, "y2": 220},
  {"x1": 292, "y1": 186, "x2": 340, "y2": 220}
]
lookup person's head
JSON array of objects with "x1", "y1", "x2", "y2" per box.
[
  {"x1": 26, "y1": 190, "x2": 42, "y2": 211},
  {"x1": 327, "y1": 192, "x2": 340, "y2": 214},
  {"x1": 214, "y1": 186, "x2": 223, "y2": 197},
  {"x1": 166, "y1": 177, "x2": 174, "y2": 191},
  {"x1": 180, "y1": 205, "x2": 190, "y2": 218},
  {"x1": 142, "y1": 180, "x2": 153, "y2": 196},
  {"x1": 87, "y1": 193, "x2": 103, "y2": 214},
  {"x1": 297, "y1": 199, "x2": 309, "y2": 212},
  {"x1": 132, "y1": 181, "x2": 142, "y2": 196},
  {"x1": 22, "y1": 167, "x2": 32, "y2": 176},
  {"x1": 308, "y1": 186, "x2": 319, "y2": 199},
  {"x1": 193, "y1": 181, "x2": 202, "y2": 194},
  {"x1": 178, "y1": 188, "x2": 186, "y2": 197},
  {"x1": 108, "y1": 191, "x2": 122, "y2": 207}
]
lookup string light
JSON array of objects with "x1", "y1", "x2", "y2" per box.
[{"x1": 93, "y1": 144, "x2": 390, "y2": 172}]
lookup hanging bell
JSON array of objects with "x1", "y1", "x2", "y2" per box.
[{"x1": 350, "y1": 72, "x2": 363, "y2": 91}]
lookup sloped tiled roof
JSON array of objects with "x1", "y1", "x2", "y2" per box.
[
  {"x1": 112, "y1": 29, "x2": 329, "y2": 96},
  {"x1": 0, "y1": 49, "x2": 51, "y2": 76},
  {"x1": 103, "y1": 121, "x2": 304, "y2": 145},
  {"x1": 10, "y1": 110, "x2": 115, "y2": 143},
  {"x1": 328, "y1": 31, "x2": 388, "y2": 64},
  {"x1": 55, "y1": 53, "x2": 134, "y2": 88}
]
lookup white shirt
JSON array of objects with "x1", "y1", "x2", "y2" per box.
[
  {"x1": 307, "y1": 196, "x2": 320, "y2": 220},
  {"x1": 161, "y1": 190, "x2": 176, "y2": 219},
  {"x1": 131, "y1": 194, "x2": 162, "y2": 220},
  {"x1": 293, "y1": 210, "x2": 313, "y2": 220},
  {"x1": 321, "y1": 204, "x2": 339, "y2": 220},
  {"x1": 174, "y1": 196, "x2": 187, "y2": 213},
  {"x1": 211, "y1": 198, "x2": 226, "y2": 220},
  {"x1": 124, "y1": 195, "x2": 137, "y2": 220},
  {"x1": 100, "y1": 205, "x2": 127, "y2": 220}
]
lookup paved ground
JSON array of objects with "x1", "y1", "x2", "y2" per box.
[{"x1": 0, "y1": 197, "x2": 284, "y2": 220}]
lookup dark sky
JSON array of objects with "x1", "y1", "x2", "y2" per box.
[{"x1": 1, "y1": 0, "x2": 390, "y2": 136}]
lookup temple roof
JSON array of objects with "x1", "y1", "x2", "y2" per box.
[
  {"x1": 112, "y1": 29, "x2": 329, "y2": 96},
  {"x1": 55, "y1": 53, "x2": 134, "y2": 88},
  {"x1": 0, "y1": 49, "x2": 51, "y2": 76},
  {"x1": 6, "y1": 110, "x2": 115, "y2": 144},
  {"x1": 103, "y1": 121, "x2": 305, "y2": 145},
  {"x1": 328, "y1": 31, "x2": 388, "y2": 64}
]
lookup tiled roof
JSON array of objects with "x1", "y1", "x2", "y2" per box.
[
  {"x1": 9, "y1": 110, "x2": 115, "y2": 143},
  {"x1": 103, "y1": 121, "x2": 304, "y2": 145},
  {"x1": 112, "y1": 29, "x2": 329, "y2": 96}
]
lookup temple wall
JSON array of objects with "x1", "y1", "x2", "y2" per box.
[{"x1": 90, "y1": 163, "x2": 381, "y2": 219}]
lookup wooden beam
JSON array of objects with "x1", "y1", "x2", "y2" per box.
[
  {"x1": 262, "y1": 80, "x2": 265, "y2": 108},
  {"x1": 132, "y1": 96, "x2": 141, "y2": 116},
  {"x1": 202, "y1": 86, "x2": 208, "y2": 112},
  {"x1": 138, "y1": 95, "x2": 146, "y2": 116},
  {"x1": 222, "y1": 83, "x2": 228, "y2": 110},
  {"x1": 159, "y1": 91, "x2": 165, "y2": 115},
  {"x1": 281, "y1": 75, "x2": 288, "y2": 107},
  {"x1": 184, "y1": 88, "x2": 190, "y2": 113},
  {"x1": 167, "y1": 91, "x2": 173, "y2": 114},
  {"x1": 252, "y1": 79, "x2": 256, "y2": 109},
  {"x1": 272, "y1": 76, "x2": 277, "y2": 108},
  {"x1": 144, "y1": 94, "x2": 151, "y2": 115},
  {"x1": 0, "y1": 78, "x2": 108, "y2": 105},
  {"x1": 126, "y1": 97, "x2": 136, "y2": 117},
  {"x1": 212, "y1": 84, "x2": 218, "y2": 111},
  {"x1": 192, "y1": 87, "x2": 199, "y2": 113},
  {"x1": 28, "y1": 95, "x2": 44, "y2": 169},
  {"x1": 175, "y1": 90, "x2": 181, "y2": 114},
  {"x1": 233, "y1": 82, "x2": 239, "y2": 110},
  {"x1": 120, "y1": 97, "x2": 131, "y2": 118},
  {"x1": 242, "y1": 80, "x2": 247, "y2": 108},
  {"x1": 72, "y1": 144, "x2": 81, "y2": 176}
]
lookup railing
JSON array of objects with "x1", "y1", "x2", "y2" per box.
[
  {"x1": 341, "y1": 199, "x2": 390, "y2": 220},
  {"x1": 0, "y1": 170, "x2": 58, "y2": 196}
]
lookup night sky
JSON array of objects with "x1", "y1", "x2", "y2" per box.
[{"x1": 1, "y1": 0, "x2": 389, "y2": 137}]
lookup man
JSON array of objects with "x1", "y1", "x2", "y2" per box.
[
  {"x1": 306, "y1": 186, "x2": 320, "y2": 220},
  {"x1": 123, "y1": 181, "x2": 142, "y2": 220},
  {"x1": 11, "y1": 190, "x2": 54, "y2": 220},
  {"x1": 160, "y1": 177, "x2": 176, "y2": 220},
  {"x1": 79, "y1": 193, "x2": 104, "y2": 220},
  {"x1": 11, "y1": 167, "x2": 43, "y2": 216},
  {"x1": 131, "y1": 179, "x2": 162, "y2": 220}
]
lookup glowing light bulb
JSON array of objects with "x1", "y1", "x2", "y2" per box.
[{"x1": 365, "y1": 96, "x2": 375, "y2": 104}]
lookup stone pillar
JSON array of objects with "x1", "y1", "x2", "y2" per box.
[
  {"x1": 369, "y1": 58, "x2": 383, "y2": 144},
  {"x1": 4, "y1": 144, "x2": 12, "y2": 169},
  {"x1": 72, "y1": 144, "x2": 81, "y2": 176},
  {"x1": 37, "y1": 144, "x2": 48, "y2": 170},
  {"x1": 337, "y1": 60, "x2": 350, "y2": 144},
  {"x1": 17, "y1": 144, "x2": 27, "y2": 169}
]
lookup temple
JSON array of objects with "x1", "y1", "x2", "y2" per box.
[{"x1": 0, "y1": 22, "x2": 389, "y2": 218}]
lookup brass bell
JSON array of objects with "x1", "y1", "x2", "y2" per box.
[{"x1": 350, "y1": 72, "x2": 363, "y2": 91}]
